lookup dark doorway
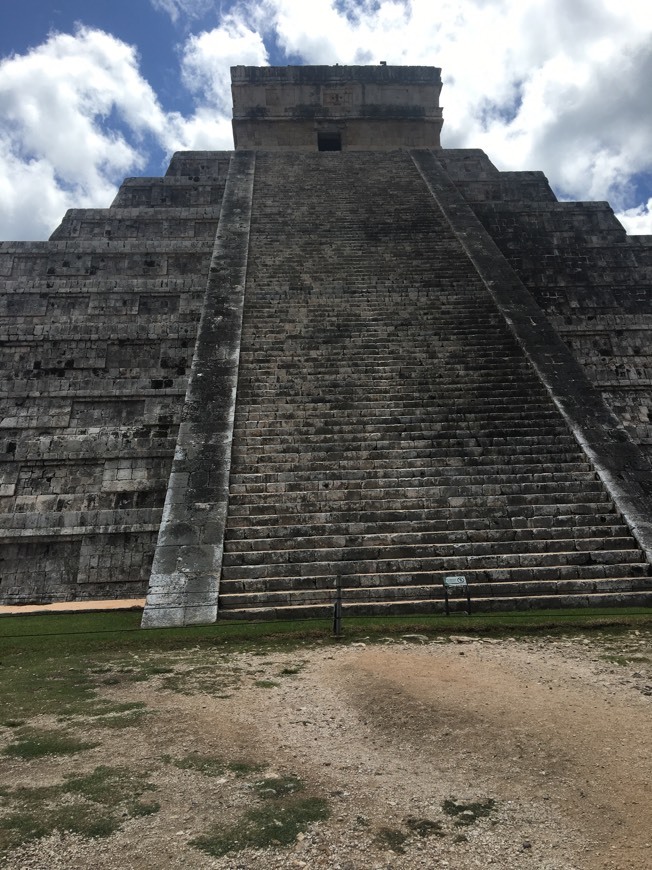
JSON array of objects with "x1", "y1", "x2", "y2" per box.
[{"x1": 317, "y1": 132, "x2": 342, "y2": 152}]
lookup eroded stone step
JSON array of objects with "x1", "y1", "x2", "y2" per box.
[
  {"x1": 222, "y1": 536, "x2": 638, "y2": 569},
  {"x1": 230, "y1": 436, "x2": 581, "y2": 461},
  {"x1": 221, "y1": 560, "x2": 650, "y2": 596},
  {"x1": 229, "y1": 472, "x2": 598, "y2": 495},
  {"x1": 226, "y1": 500, "x2": 617, "y2": 524},
  {"x1": 227, "y1": 482, "x2": 608, "y2": 510},
  {"x1": 230, "y1": 454, "x2": 593, "y2": 474},
  {"x1": 219, "y1": 575, "x2": 652, "y2": 609},
  {"x1": 216, "y1": 589, "x2": 652, "y2": 620},
  {"x1": 223, "y1": 523, "x2": 632, "y2": 551},
  {"x1": 233, "y1": 415, "x2": 567, "y2": 432},
  {"x1": 231, "y1": 423, "x2": 570, "y2": 442},
  {"x1": 221, "y1": 548, "x2": 645, "y2": 582},
  {"x1": 229, "y1": 467, "x2": 595, "y2": 486}
]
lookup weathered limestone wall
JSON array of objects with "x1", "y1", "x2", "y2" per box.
[{"x1": 0, "y1": 153, "x2": 230, "y2": 603}]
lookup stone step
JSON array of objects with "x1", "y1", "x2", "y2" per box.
[
  {"x1": 228, "y1": 466, "x2": 595, "y2": 485},
  {"x1": 232, "y1": 411, "x2": 570, "y2": 428},
  {"x1": 220, "y1": 560, "x2": 650, "y2": 595},
  {"x1": 232, "y1": 391, "x2": 564, "y2": 410},
  {"x1": 229, "y1": 454, "x2": 593, "y2": 474},
  {"x1": 237, "y1": 336, "x2": 529, "y2": 347},
  {"x1": 236, "y1": 369, "x2": 544, "y2": 385},
  {"x1": 226, "y1": 483, "x2": 608, "y2": 510},
  {"x1": 233, "y1": 454, "x2": 591, "y2": 474},
  {"x1": 235, "y1": 356, "x2": 536, "y2": 369},
  {"x1": 222, "y1": 536, "x2": 638, "y2": 568},
  {"x1": 235, "y1": 386, "x2": 549, "y2": 402},
  {"x1": 226, "y1": 501, "x2": 617, "y2": 525},
  {"x1": 230, "y1": 435, "x2": 580, "y2": 459},
  {"x1": 231, "y1": 423, "x2": 569, "y2": 442},
  {"x1": 219, "y1": 575, "x2": 652, "y2": 609},
  {"x1": 233, "y1": 410, "x2": 566, "y2": 428},
  {"x1": 228, "y1": 497, "x2": 613, "y2": 522},
  {"x1": 216, "y1": 589, "x2": 652, "y2": 620},
  {"x1": 221, "y1": 548, "x2": 645, "y2": 582},
  {"x1": 223, "y1": 523, "x2": 631, "y2": 551},
  {"x1": 228, "y1": 471, "x2": 598, "y2": 494},
  {"x1": 238, "y1": 343, "x2": 526, "y2": 357},
  {"x1": 224, "y1": 514, "x2": 626, "y2": 541}
]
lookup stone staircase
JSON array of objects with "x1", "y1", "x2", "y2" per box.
[
  {"x1": 437, "y1": 149, "x2": 652, "y2": 465},
  {"x1": 217, "y1": 151, "x2": 652, "y2": 618}
]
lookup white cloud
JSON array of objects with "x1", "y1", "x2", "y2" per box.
[
  {"x1": 150, "y1": 0, "x2": 214, "y2": 25},
  {"x1": 0, "y1": 19, "x2": 266, "y2": 239},
  {"x1": 160, "y1": 15, "x2": 268, "y2": 152},
  {"x1": 617, "y1": 199, "x2": 652, "y2": 235},
  {"x1": 2, "y1": 2, "x2": 652, "y2": 239},
  {"x1": 247, "y1": 0, "x2": 652, "y2": 223},
  {"x1": 0, "y1": 144, "x2": 115, "y2": 240},
  {"x1": 0, "y1": 26, "x2": 172, "y2": 240},
  {"x1": 164, "y1": 107, "x2": 235, "y2": 151},
  {"x1": 181, "y1": 17, "x2": 268, "y2": 113}
]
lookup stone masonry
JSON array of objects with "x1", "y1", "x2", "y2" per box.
[
  {"x1": 231, "y1": 64, "x2": 443, "y2": 151},
  {"x1": 0, "y1": 152, "x2": 230, "y2": 603},
  {"x1": 2, "y1": 65, "x2": 652, "y2": 625}
]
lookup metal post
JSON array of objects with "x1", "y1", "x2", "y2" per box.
[{"x1": 332, "y1": 577, "x2": 343, "y2": 637}]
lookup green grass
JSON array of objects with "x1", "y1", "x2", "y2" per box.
[
  {"x1": 169, "y1": 753, "x2": 227, "y2": 777},
  {"x1": 93, "y1": 710, "x2": 148, "y2": 729},
  {"x1": 442, "y1": 798, "x2": 496, "y2": 826},
  {"x1": 228, "y1": 760, "x2": 264, "y2": 777},
  {"x1": 3, "y1": 728, "x2": 98, "y2": 759},
  {"x1": 278, "y1": 662, "x2": 305, "y2": 676},
  {"x1": 376, "y1": 827, "x2": 408, "y2": 853},
  {"x1": 0, "y1": 608, "x2": 650, "y2": 730},
  {"x1": 0, "y1": 806, "x2": 120, "y2": 854},
  {"x1": 405, "y1": 816, "x2": 445, "y2": 837},
  {"x1": 0, "y1": 766, "x2": 157, "y2": 855},
  {"x1": 166, "y1": 753, "x2": 264, "y2": 778},
  {"x1": 62, "y1": 766, "x2": 156, "y2": 808},
  {"x1": 3, "y1": 606, "x2": 652, "y2": 648},
  {"x1": 191, "y1": 797, "x2": 329, "y2": 856}
]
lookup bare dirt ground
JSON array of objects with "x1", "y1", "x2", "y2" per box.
[{"x1": 2, "y1": 630, "x2": 652, "y2": 870}]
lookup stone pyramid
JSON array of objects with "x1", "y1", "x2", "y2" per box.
[{"x1": 1, "y1": 65, "x2": 652, "y2": 626}]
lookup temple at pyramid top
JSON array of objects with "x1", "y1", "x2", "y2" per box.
[{"x1": 231, "y1": 64, "x2": 443, "y2": 151}]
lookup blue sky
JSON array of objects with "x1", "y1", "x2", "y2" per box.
[{"x1": 1, "y1": 0, "x2": 651, "y2": 239}]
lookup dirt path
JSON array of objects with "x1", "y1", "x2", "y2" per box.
[
  {"x1": 0, "y1": 600, "x2": 145, "y2": 616},
  {"x1": 3, "y1": 633, "x2": 652, "y2": 870}
]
